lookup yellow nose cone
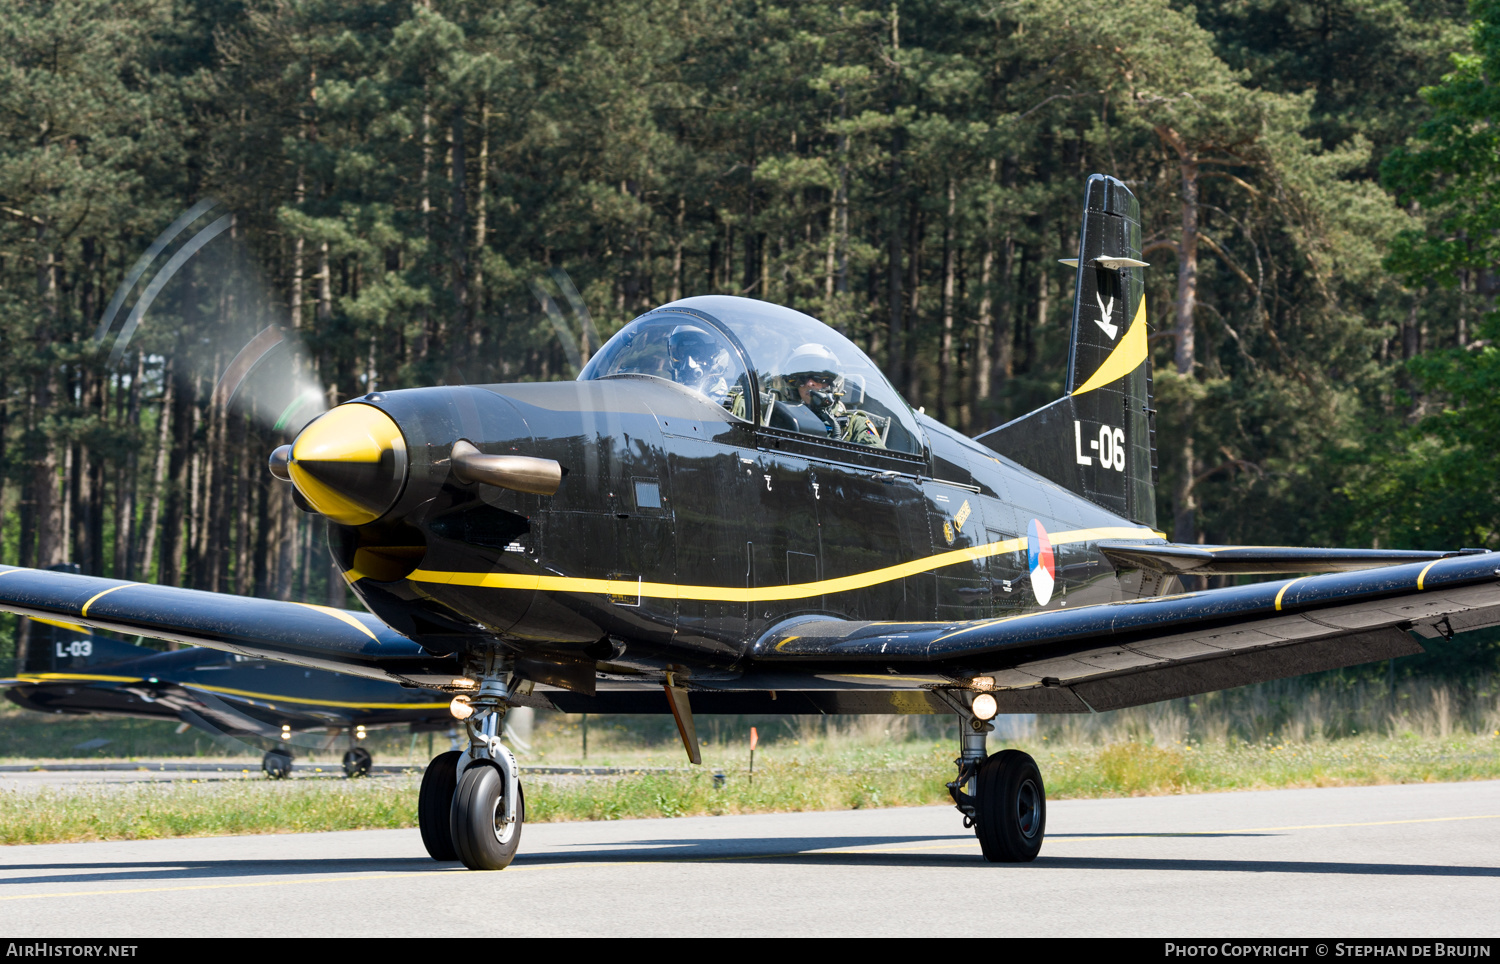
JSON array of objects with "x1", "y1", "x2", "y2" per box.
[{"x1": 287, "y1": 403, "x2": 408, "y2": 526}]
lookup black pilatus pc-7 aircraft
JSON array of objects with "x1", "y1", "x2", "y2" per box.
[
  {"x1": 4, "y1": 613, "x2": 453, "y2": 777},
  {"x1": 3, "y1": 175, "x2": 1495, "y2": 871}
]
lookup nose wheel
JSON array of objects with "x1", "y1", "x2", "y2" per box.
[
  {"x1": 417, "y1": 657, "x2": 526, "y2": 870},
  {"x1": 450, "y1": 763, "x2": 525, "y2": 870},
  {"x1": 418, "y1": 750, "x2": 461, "y2": 861}
]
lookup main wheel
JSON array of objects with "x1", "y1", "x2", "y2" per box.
[
  {"x1": 262, "y1": 750, "x2": 293, "y2": 780},
  {"x1": 418, "y1": 750, "x2": 461, "y2": 861},
  {"x1": 974, "y1": 749, "x2": 1046, "y2": 862},
  {"x1": 342, "y1": 746, "x2": 373, "y2": 778},
  {"x1": 450, "y1": 763, "x2": 524, "y2": 871}
]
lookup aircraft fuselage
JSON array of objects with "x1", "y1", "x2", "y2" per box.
[{"x1": 337, "y1": 377, "x2": 1165, "y2": 687}]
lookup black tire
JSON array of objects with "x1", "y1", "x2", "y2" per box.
[
  {"x1": 974, "y1": 749, "x2": 1046, "y2": 862},
  {"x1": 419, "y1": 750, "x2": 461, "y2": 861},
  {"x1": 262, "y1": 750, "x2": 294, "y2": 780},
  {"x1": 342, "y1": 746, "x2": 373, "y2": 778},
  {"x1": 450, "y1": 763, "x2": 524, "y2": 871}
]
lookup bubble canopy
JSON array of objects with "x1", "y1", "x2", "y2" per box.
[{"x1": 579, "y1": 296, "x2": 926, "y2": 455}]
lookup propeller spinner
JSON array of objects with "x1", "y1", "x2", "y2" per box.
[{"x1": 269, "y1": 403, "x2": 408, "y2": 526}]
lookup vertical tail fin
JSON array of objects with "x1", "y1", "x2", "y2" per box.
[
  {"x1": 24, "y1": 618, "x2": 157, "y2": 673},
  {"x1": 975, "y1": 174, "x2": 1158, "y2": 528}
]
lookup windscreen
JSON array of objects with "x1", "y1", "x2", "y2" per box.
[{"x1": 578, "y1": 313, "x2": 753, "y2": 417}]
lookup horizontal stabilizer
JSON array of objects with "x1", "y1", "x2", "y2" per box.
[
  {"x1": 1058, "y1": 256, "x2": 1150, "y2": 270},
  {"x1": 1097, "y1": 541, "x2": 1459, "y2": 576},
  {"x1": 753, "y1": 552, "x2": 1500, "y2": 712}
]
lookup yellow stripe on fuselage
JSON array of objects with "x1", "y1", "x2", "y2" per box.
[
  {"x1": 406, "y1": 525, "x2": 1162, "y2": 603},
  {"x1": 17, "y1": 672, "x2": 144, "y2": 684},
  {"x1": 13, "y1": 674, "x2": 445, "y2": 711}
]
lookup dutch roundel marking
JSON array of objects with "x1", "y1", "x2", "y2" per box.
[{"x1": 1028, "y1": 519, "x2": 1056, "y2": 606}]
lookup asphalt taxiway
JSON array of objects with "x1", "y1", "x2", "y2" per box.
[{"x1": 3, "y1": 780, "x2": 1498, "y2": 937}]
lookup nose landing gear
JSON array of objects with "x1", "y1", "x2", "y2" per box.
[
  {"x1": 417, "y1": 659, "x2": 525, "y2": 870},
  {"x1": 943, "y1": 694, "x2": 1046, "y2": 862}
]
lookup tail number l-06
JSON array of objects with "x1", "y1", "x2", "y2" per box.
[{"x1": 1074, "y1": 421, "x2": 1125, "y2": 471}]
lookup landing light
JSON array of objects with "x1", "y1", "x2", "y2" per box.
[
  {"x1": 449, "y1": 695, "x2": 474, "y2": 721},
  {"x1": 971, "y1": 693, "x2": 999, "y2": 721},
  {"x1": 281, "y1": 724, "x2": 292, "y2": 741}
]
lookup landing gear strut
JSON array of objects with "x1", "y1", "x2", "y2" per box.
[
  {"x1": 944, "y1": 695, "x2": 1046, "y2": 862},
  {"x1": 416, "y1": 657, "x2": 525, "y2": 870}
]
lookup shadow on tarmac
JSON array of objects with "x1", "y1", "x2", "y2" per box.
[{"x1": 5, "y1": 831, "x2": 1500, "y2": 886}]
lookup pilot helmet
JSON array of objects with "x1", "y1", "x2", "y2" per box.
[
  {"x1": 668, "y1": 325, "x2": 726, "y2": 389},
  {"x1": 783, "y1": 343, "x2": 844, "y2": 409}
]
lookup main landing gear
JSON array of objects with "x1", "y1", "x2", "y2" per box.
[
  {"x1": 262, "y1": 748, "x2": 294, "y2": 779},
  {"x1": 945, "y1": 698, "x2": 1046, "y2": 862},
  {"x1": 418, "y1": 658, "x2": 525, "y2": 870},
  {"x1": 342, "y1": 746, "x2": 373, "y2": 778}
]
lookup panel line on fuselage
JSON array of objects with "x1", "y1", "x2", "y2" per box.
[{"x1": 399, "y1": 524, "x2": 1162, "y2": 603}]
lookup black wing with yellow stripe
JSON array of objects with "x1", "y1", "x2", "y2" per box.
[
  {"x1": 0, "y1": 565, "x2": 459, "y2": 686},
  {"x1": 752, "y1": 552, "x2": 1500, "y2": 712}
]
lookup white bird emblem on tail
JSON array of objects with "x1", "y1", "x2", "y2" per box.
[{"x1": 1094, "y1": 292, "x2": 1118, "y2": 340}]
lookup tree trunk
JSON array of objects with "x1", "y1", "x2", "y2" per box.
[
  {"x1": 33, "y1": 226, "x2": 65, "y2": 572},
  {"x1": 938, "y1": 179, "x2": 957, "y2": 424},
  {"x1": 291, "y1": 168, "x2": 305, "y2": 329},
  {"x1": 116, "y1": 353, "x2": 142, "y2": 579},
  {"x1": 887, "y1": 213, "x2": 904, "y2": 383},
  {"x1": 157, "y1": 363, "x2": 194, "y2": 598},
  {"x1": 317, "y1": 242, "x2": 332, "y2": 324},
  {"x1": 973, "y1": 160, "x2": 996, "y2": 426},
  {"x1": 906, "y1": 200, "x2": 922, "y2": 402},
  {"x1": 471, "y1": 105, "x2": 489, "y2": 354},
  {"x1": 138, "y1": 361, "x2": 174, "y2": 582},
  {"x1": 450, "y1": 105, "x2": 469, "y2": 357},
  {"x1": 1158, "y1": 128, "x2": 1202, "y2": 551}
]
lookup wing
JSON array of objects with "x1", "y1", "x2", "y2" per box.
[
  {"x1": 0, "y1": 565, "x2": 459, "y2": 687},
  {"x1": 753, "y1": 552, "x2": 1500, "y2": 712},
  {"x1": 1096, "y1": 540, "x2": 1460, "y2": 576}
]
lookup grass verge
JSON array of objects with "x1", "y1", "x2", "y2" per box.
[{"x1": 5, "y1": 734, "x2": 1500, "y2": 845}]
